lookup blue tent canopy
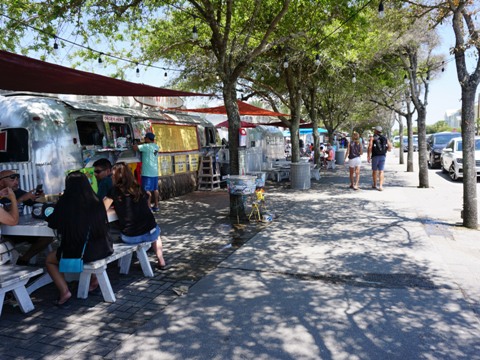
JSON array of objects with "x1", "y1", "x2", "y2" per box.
[{"x1": 282, "y1": 128, "x2": 327, "y2": 136}]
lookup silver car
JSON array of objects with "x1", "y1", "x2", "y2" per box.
[{"x1": 440, "y1": 136, "x2": 480, "y2": 181}]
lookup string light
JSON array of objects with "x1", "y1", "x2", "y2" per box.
[
  {"x1": 283, "y1": 56, "x2": 289, "y2": 69},
  {"x1": 192, "y1": 25, "x2": 198, "y2": 40},
  {"x1": 378, "y1": 1, "x2": 385, "y2": 19},
  {"x1": 275, "y1": 71, "x2": 280, "y2": 78},
  {"x1": 52, "y1": 37, "x2": 59, "y2": 55},
  {"x1": 98, "y1": 54, "x2": 103, "y2": 64},
  {"x1": 352, "y1": 74, "x2": 357, "y2": 83},
  {"x1": 315, "y1": 54, "x2": 321, "y2": 66},
  {"x1": 136, "y1": 63, "x2": 140, "y2": 78},
  {"x1": 404, "y1": 74, "x2": 410, "y2": 85},
  {"x1": 164, "y1": 71, "x2": 168, "y2": 77}
]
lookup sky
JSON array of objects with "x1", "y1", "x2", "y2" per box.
[{"x1": 425, "y1": 24, "x2": 479, "y2": 125}]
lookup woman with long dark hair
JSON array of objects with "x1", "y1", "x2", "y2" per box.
[
  {"x1": 103, "y1": 162, "x2": 166, "y2": 268},
  {"x1": 46, "y1": 171, "x2": 113, "y2": 305}
]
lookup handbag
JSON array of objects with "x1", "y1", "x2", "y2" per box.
[{"x1": 58, "y1": 229, "x2": 89, "y2": 273}]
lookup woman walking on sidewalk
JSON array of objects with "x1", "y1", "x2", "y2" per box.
[{"x1": 344, "y1": 131, "x2": 363, "y2": 190}]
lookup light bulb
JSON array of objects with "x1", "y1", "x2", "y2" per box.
[
  {"x1": 283, "y1": 56, "x2": 289, "y2": 69},
  {"x1": 352, "y1": 75, "x2": 357, "y2": 84},
  {"x1": 53, "y1": 39, "x2": 59, "y2": 55},
  {"x1": 378, "y1": 1, "x2": 385, "y2": 18},
  {"x1": 98, "y1": 56, "x2": 103, "y2": 65},
  {"x1": 275, "y1": 72, "x2": 280, "y2": 78},
  {"x1": 192, "y1": 25, "x2": 198, "y2": 40},
  {"x1": 315, "y1": 54, "x2": 320, "y2": 66},
  {"x1": 136, "y1": 67, "x2": 140, "y2": 78}
]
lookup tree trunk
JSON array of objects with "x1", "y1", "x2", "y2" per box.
[
  {"x1": 406, "y1": 113, "x2": 414, "y2": 172},
  {"x1": 224, "y1": 82, "x2": 248, "y2": 221},
  {"x1": 417, "y1": 107, "x2": 429, "y2": 188},
  {"x1": 461, "y1": 88, "x2": 478, "y2": 229},
  {"x1": 398, "y1": 120, "x2": 404, "y2": 165}
]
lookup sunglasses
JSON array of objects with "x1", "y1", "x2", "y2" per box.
[{"x1": 0, "y1": 174, "x2": 20, "y2": 180}]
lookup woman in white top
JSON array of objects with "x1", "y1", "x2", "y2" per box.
[{"x1": 344, "y1": 131, "x2": 363, "y2": 190}]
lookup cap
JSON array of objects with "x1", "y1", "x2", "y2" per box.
[
  {"x1": 145, "y1": 132, "x2": 155, "y2": 141},
  {"x1": 373, "y1": 126, "x2": 383, "y2": 133}
]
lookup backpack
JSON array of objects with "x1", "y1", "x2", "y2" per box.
[{"x1": 373, "y1": 135, "x2": 387, "y2": 156}]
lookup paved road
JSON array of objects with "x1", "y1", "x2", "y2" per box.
[{"x1": 2, "y1": 151, "x2": 479, "y2": 359}]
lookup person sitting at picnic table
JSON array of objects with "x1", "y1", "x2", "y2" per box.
[
  {"x1": 103, "y1": 162, "x2": 166, "y2": 269},
  {"x1": 93, "y1": 158, "x2": 113, "y2": 200},
  {"x1": 0, "y1": 186, "x2": 19, "y2": 227},
  {"x1": 45, "y1": 171, "x2": 113, "y2": 306},
  {"x1": 0, "y1": 169, "x2": 52, "y2": 265}
]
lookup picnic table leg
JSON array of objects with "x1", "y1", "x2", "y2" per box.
[
  {"x1": 0, "y1": 291, "x2": 5, "y2": 316},
  {"x1": 12, "y1": 280, "x2": 35, "y2": 313},
  {"x1": 27, "y1": 273, "x2": 53, "y2": 295},
  {"x1": 118, "y1": 253, "x2": 133, "y2": 274},
  {"x1": 136, "y1": 245, "x2": 154, "y2": 277},
  {"x1": 96, "y1": 270, "x2": 116, "y2": 303},
  {"x1": 77, "y1": 271, "x2": 92, "y2": 299}
]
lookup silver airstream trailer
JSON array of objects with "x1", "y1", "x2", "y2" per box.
[{"x1": 0, "y1": 93, "x2": 218, "y2": 198}]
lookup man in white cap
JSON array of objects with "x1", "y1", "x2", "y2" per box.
[{"x1": 367, "y1": 126, "x2": 391, "y2": 191}]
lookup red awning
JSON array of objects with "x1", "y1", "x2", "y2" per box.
[
  {"x1": 0, "y1": 50, "x2": 207, "y2": 97},
  {"x1": 215, "y1": 120, "x2": 257, "y2": 128},
  {"x1": 181, "y1": 100, "x2": 289, "y2": 117}
]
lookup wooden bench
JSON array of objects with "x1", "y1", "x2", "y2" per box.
[
  {"x1": 0, "y1": 265, "x2": 43, "y2": 316},
  {"x1": 76, "y1": 242, "x2": 154, "y2": 303}
]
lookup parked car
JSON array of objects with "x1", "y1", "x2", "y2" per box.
[
  {"x1": 440, "y1": 136, "x2": 480, "y2": 181},
  {"x1": 427, "y1": 132, "x2": 462, "y2": 168},
  {"x1": 393, "y1": 136, "x2": 400, "y2": 146},
  {"x1": 402, "y1": 136, "x2": 418, "y2": 152}
]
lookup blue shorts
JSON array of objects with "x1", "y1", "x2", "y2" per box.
[
  {"x1": 372, "y1": 155, "x2": 386, "y2": 171},
  {"x1": 121, "y1": 225, "x2": 161, "y2": 244},
  {"x1": 141, "y1": 176, "x2": 159, "y2": 192}
]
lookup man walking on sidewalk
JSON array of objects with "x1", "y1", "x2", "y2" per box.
[{"x1": 367, "y1": 126, "x2": 391, "y2": 191}]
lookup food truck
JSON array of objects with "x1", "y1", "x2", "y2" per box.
[{"x1": 0, "y1": 93, "x2": 217, "y2": 199}]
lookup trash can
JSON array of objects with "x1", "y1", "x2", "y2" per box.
[
  {"x1": 290, "y1": 162, "x2": 310, "y2": 190},
  {"x1": 335, "y1": 149, "x2": 346, "y2": 166}
]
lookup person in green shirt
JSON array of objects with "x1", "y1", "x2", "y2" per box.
[{"x1": 133, "y1": 132, "x2": 160, "y2": 212}]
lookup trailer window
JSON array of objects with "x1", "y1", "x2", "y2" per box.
[
  {"x1": 0, "y1": 128, "x2": 29, "y2": 162},
  {"x1": 76, "y1": 121, "x2": 104, "y2": 146}
]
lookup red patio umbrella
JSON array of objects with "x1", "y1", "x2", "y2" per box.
[
  {"x1": 180, "y1": 100, "x2": 290, "y2": 117},
  {"x1": 215, "y1": 120, "x2": 257, "y2": 128}
]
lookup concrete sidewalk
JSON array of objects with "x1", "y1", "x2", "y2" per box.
[{"x1": 106, "y1": 153, "x2": 480, "y2": 360}]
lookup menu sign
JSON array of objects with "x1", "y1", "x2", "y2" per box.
[
  {"x1": 174, "y1": 155, "x2": 187, "y2": 173},
  {"x1": 103, "y1": 115, "x2": 125, "y2": 123}
]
